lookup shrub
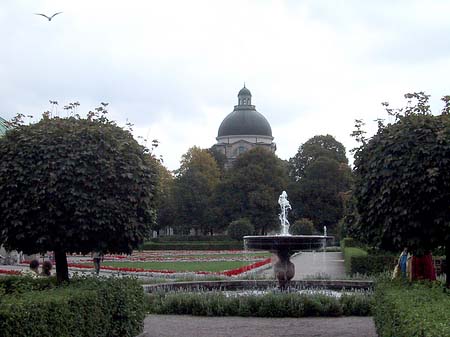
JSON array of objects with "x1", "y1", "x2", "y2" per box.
[
  {"x1": 373, "y1": 280, "x2": 450, "y2": 337},
  {"x1": 290, "y1": 218, "x2": 315, "y2": 235},
  {"x1": 340, "y1": 237, "x2": 364, "y2": 250},
  {"x1": 146, "y1": 291, "x2": 373, "y2": 317},
  {"x1": 342, "y1": 247, "x2": 367, "y2": 274},
  {"x1": 0, "y1": 276, "x2": 145, "y2": 337},
  {"x1": 227, "y1": 218, "x2": 254, "y2": 241},
  {"x1": 351, "y1": 255, "x2": 397, "y2": 276}
]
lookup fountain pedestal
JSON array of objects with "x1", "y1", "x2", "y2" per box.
[
  {"x1": 273, "y1": 249, "x2": 295, "y2": 289},
  {"x1": 244, "y1": 235, "x2": 333, "y2": 289}
]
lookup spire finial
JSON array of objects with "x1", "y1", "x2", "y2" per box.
[{"x1": 244, "y1": 82, "x2": 246, "y2": 88}]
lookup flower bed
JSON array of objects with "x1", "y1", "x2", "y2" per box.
[
  {"x1": 67, "y1": 258, "x2": 272, "y2": 277},
  {"x1": 0, "y1": 269, "x2": 21, "y2": 275},
  {"x1": 20, "y1": 250, "x2": 273, "y2": 277}
]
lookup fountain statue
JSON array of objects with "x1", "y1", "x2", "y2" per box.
[
  {"x1": 244, "y1": 191, "x2": 333, "y2": 289},
  {"x1": 278, "y1": 191, "x2": 291, "y2": 236}
]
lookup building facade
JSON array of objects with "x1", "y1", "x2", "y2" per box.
[{"x1": 213, "y1": 86, "x2": 276, "y2": 168}]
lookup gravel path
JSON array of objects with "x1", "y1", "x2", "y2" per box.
[{"x1": 143, "y1": 315, "x2": 378, "y2": 337}]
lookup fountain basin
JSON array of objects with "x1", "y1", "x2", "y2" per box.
[{"x1": 244, "y1": 235, "x2": 334, "y2": 252}]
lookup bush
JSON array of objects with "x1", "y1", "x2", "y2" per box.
[
  {"x1": 227, "y1": 218, "x2": 254, "y2": 241},
  {"x1": 340, "y1": 237, "x2": 364, "y2": 250},
  {"x1": 146, "y1": 291, "x2": 373, "y2": 317},
  {"x1": 351, "y1": 255, "x2": 397, "y2": 276},
  {"x1": 373, "y1": 280, "x2": 450, "y2": 337},
  {"x1": 342, "y1": 247, "x2": 367, "y2": 274},
  {"x1": 0, "y1": 276, "x2": 145, "y2": 337},
  {"x1": 290, "y1": 218, "x2": 315, "y2": 235}
]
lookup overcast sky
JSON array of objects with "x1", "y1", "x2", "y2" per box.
[{"x1": 1, "y1": 0, "x2": 450, "y2": 170}]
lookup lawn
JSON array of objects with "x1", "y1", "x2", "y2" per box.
[
  {"x1": 69, "y1": 250, "x2": 272, "y2": 273},
  {"x1": 100, "y1": 261, "x2": 251, "y2": 272}
]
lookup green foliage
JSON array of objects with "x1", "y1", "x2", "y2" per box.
[
  {"x1": 172, "y1": 147, "x2": 221, "y2": 235},
  {"x1": 227, "y1": 218, "x2": 254, "y2": 240},
  {"x1": 146, "y1": 291, "x2": 373, "y2": 317},
  {"x1": 150, "y1": 235, "x2": 231, "y2": 242},
  {"x1": 0, "y1": 276, "x2": 145, "y2": 337},
  {"x1": 290, "y1": 218, "x2": 315, "y2": 235},
  {"x1": 353, "y1": 95, "x2": 450, "y2": 253},
  {"x1": 216, "y1": 147, "x2": 289, "y2": 234},
  {"x1": 340, "y1": 237, "x2": 364, "y2": 250},
  {"x1": 351, "y1": 255, "x2": 397, "y2": 276},
  {"x1": 289, "y1": 134, "x2": 348, "y2": 181},
  {"x1": 341, "y1": 240, "x2": 397, "y2": 275},
  {"x1": 153, "y1": 161, "x2": 175, "y2": 234},
  {"x1": 0, "y1": 112, "x2": 158, "y2": 281},
  {"x1": 373, "y1": 280, "x2": 450, "y2": 337},
  {"x1": 342, "y1": 247, "x2": 368, "y2": 274},
  {"x1": 288, "y1": 135, "x2": 352, "y2": 231}
]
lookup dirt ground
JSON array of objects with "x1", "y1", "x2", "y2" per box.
[{"x1": 143, "y1": 315, "x2": 378, "y2": 337}]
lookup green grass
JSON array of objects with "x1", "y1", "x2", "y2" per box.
[
  {"x1": 95, "y1": 261, "x2": 253, "y2": 272},
  {"x1": 155, "y1": 252, "x2": 271, "y2": 259}
]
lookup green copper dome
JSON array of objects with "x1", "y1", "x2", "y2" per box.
[{"x1": 218, "y1": 87, "x2": 272, "y2": 138}]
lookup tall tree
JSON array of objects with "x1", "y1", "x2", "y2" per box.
[
  {"x1": 173, "y1": 147, "x2": 220, "y2": 235},
  {"x1": 288, "y1": 135, "x2": 352, "y2": 232},
  {"x1": 0, "y1": 111, "x2": 157, "y2": 283},
  {"x1": 153, "y1": 161, "x2": 175, "y2": 236},
  {"x1": 353, "y1": 93, "x2": 450, "y2": 286},
  {"x1": 218, "y1": 147, "x2": 289, "y2": 234},
  {"x1": 292, "y1": 157, "x2": 351, "y2": 231},
  {"x1": 289, "y1": 134, "x2": 348, "y2": 181}
]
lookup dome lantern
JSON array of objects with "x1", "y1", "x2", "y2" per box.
[{"x1": 238, "y1": 85, "x2": 252, "y2": 106}]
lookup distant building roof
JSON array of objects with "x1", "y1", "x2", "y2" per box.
[{"x1": 217, "y1": 87, "x2": 272, "y2": 138}]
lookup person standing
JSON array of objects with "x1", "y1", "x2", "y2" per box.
[
  {"x1": 41, "y1": 260, "x2": 53, "y2": 276},
  {"x1": 92, "y1": 251, "x2": 104, "y2": 275},
  {"x1": 22, "y1": 259, "x2": 40, "y2": 278}
]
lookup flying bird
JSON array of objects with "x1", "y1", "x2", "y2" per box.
[{"x1": 34, "y1": 12, "x2": 63, "y2": 21}]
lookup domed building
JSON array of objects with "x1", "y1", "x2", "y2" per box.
[{"x1": 213, "y1": 86, "x2": 276, "y2": 168}]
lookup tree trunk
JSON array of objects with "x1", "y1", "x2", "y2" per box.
[
  {"x1": 446, "y1": 241, "x2": 450, "y2": 288},
  {"x1": 54, "y1": 250, "x2": 69, "y2": 284}
]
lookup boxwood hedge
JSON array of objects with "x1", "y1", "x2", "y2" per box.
[
  {"x1": 0, "y1": 276, "x2": 145, "y2": 337},
  {"x1": 374, "y1": 280, "x2": 450, "y2": 337}
]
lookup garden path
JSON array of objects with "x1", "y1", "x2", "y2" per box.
[{"x1": 142, "y1": 315, "x2": 378, "y2": 337}]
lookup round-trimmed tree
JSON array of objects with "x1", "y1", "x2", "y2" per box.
[
  {"x1": 353, "y1": 98, "x2": 450, "y2": 286},
  {"x1": 0, "y1": 114, "x2": 158, "y2": 282},
  {"x1": 227, "y1": 218, "x2": 254, "y2": 240}
]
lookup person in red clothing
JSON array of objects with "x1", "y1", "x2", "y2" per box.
[{"x1": 411, "y1": 250, "x2": 436, "y2": 281}]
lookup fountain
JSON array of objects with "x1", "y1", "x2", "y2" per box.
[{"x1": 244, "y1": 191, "x2": 333, "y2": 289}]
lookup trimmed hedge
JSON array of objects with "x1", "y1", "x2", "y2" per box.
[
  {"x1": 150, "y1": 235, "x2": 231, "y2": 242},
  {"x1": 341, "y1": 238, "x2": 397, "y2": 276},
  {"x1": 340, "y1": 237, "x2": 364, "y2": 250},
  {"x1": 374, "y1": 280, "x2": 450, "y2": 337},
  {"x1": 0, "y1": 276, "x2": 145, "y2": 337},
  {"x1": 343, "y1": 247, "x2": 367, "y2": 274},
  {"x1": 146, "y1": 291, "x2": 373, "y2": 317},
  {"x1": 140, "y1": 241, "x2": 243, "y2": 250},
  {"x1": 351, "y1": 255, "x2": 397, "y2": 276}
]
